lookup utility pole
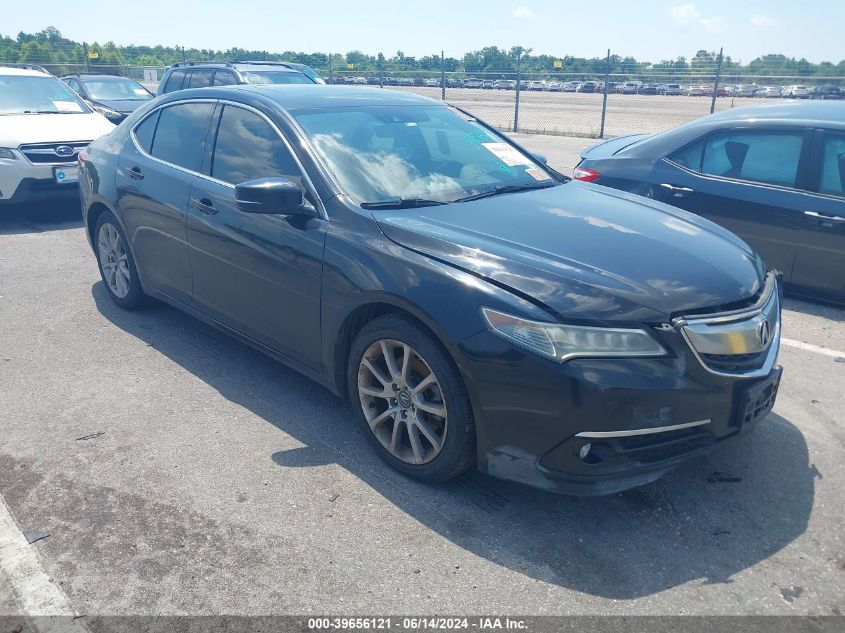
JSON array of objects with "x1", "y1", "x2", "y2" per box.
[
  {"x1": 513, "y1": 49, "x2": 522, "y2": 132},
  {"x1": 441, "y1": 50, "x2": 446, "y2": 100},
  {"x1": 328, "y1": 53, "x2": 333, "y2": 84},
  {"x1": 83, "y1": 42, "x2": 90, "y2": 72},
  {"x1": 710, "y1": 47, "x2": 724, "y2": 114},
  {"x1": 600, "y1": 49, "x2": 610, "y2": 138}
]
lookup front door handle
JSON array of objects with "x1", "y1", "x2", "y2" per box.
[
  {"x1": 804, "y1": 210, "x2": 845, "y2": 224},
  {"x1": 191, "y1": 197, "x2": 217, "y2": 214},
  {"x1": 659, "y1": 183, "x2": 694, "y2": 197},
  {"x1": 127, "y1": 166, "x2": 144, "y2": 181}
]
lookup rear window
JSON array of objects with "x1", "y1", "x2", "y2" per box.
[
  {"x1": 241, "y1": 71, "x2": 314, "y2": 85},
  {"x1": 213, "y1": 71, "x2": 238, "y2": 86},
  {"x1": 187, "y1": 70, "x2": 214, "y2": 88},
  {"x1": 133, "y1": 110, "x2": 159, "y2": 154},
  {"x1": 163, "y1": 70, "x2": 187, "y2": 93},
  {"x1": 701, "y1": 131, "x2": 804, "y2": 188},
  {"x1": 149, "y1": 102, "x2": 215, "y2": 172},
  {"x1": 820, "y1": 133, "x2": 845, "y2": 197}
]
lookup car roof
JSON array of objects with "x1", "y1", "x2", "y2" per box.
[
  {"x1": 223, "y1": 84, "x2": 441, "y2": 109},
  {"x1": 64, "y1": 74, "x2": 133, "y2": 80},
  {"x1": 168, "y1": 61, "x2": 302, "y2": 73},
  {"x1": 624, "y1": 101, "x2": 845, "y2": 157},
  {"x1": 0, "y1": 66, "x2": 51, "y2": 77}
]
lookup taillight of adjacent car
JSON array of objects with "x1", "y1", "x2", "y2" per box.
[
  {"x1": 573, "y1": 166, "x2": 600, "y2": 182},
  {"x1": 78, "y1": 149, "x2": 88, "y2": 166}
]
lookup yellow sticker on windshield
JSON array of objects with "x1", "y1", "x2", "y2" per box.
[{"x1": 481, "y1": 142, "x2": 532, "y2": 167}]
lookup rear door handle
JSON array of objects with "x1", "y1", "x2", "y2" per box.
[
  {"x1": 127, "y1": 166, "x2": 144, "y2": 181},
  {"x1": 659, "y1": 183, "x2": 694, "y2": 197},
  {"x1": 191, "y1": 197, "x2": 217, "y2": 214},
  {"x1": 804, "y1": 210, "x2": 845, "y2": 223}
]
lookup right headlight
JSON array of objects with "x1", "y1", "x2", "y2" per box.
[
  {"x1": 482, "y1": 307, "x2": 667, "y2": 363},
  {"x1": 0, "y1": 148, "x2": 16, "y2": 160}
]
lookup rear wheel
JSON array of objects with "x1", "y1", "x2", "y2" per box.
[
  {"x1": 348, "y1": 315, "x2": 475, "y2": 483},
  {"x1": 94, "y1": 211, "x2": 148, "y2": 310}
]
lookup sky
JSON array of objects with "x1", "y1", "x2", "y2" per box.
[{"x1": 2, "y1": 0, "x2": 842, "y2": 63}]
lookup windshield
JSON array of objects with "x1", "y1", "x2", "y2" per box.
[
  {"x1": 81, "y1": 77, "x2": 152, "y2": 101},
  {"x1": 292, "y1": 105, "x2": 557, "y2": 205},
  {"x1": 242, "y1": 71, "x2": 314, "y2": 85},
  {"x1": 0, "y1": 75, "x2": 90, "y2": 115}
]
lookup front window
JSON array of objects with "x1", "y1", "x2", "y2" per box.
[
  {"x1": 292, "y1": 105, "x2": 558, "y2": 205},
  {"x1": 242, "y1": 71, "x2": 314, "y2": 85},
  {"x1": 0, "y1": 75, "x2": 91, "y2": 115},
  {"x1": 80, "y1": 77, "x2": 153, "y2": 101}
]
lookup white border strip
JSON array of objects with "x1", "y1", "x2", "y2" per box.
[
  {"x1": 0, "y1": 496, "x2": 87, "y2": 632},
  {"x1": 781, "y1": 337, "x2": 845, "y2": 359}
]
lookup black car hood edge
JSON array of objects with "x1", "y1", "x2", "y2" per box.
[{"x1": 374, "y1": 182, "x2": 763, "y2": 323}]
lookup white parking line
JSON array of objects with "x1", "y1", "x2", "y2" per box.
[
  {"x1": 781, "y1": 337, "x2": 845, "y2": 359},
  {"x1": 0, "y1": 496, "x2": 87, "y2": 632}
]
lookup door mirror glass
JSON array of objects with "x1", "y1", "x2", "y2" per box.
[{"x1": 235, "y1": 177, "x2": 312, "y2": 215}]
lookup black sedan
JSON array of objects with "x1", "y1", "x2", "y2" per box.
[
  {"x1": 575, "y1": 101, "x2": 845, "y2": 306},
  {"x1": 79, "y1": 85, "x2": 782, "y2": 495},
  {"x1": 62, "y1": 73, "x2": 154, "y2": 123}
]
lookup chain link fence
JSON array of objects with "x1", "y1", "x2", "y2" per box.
[{"x1": 31, "y1": 59, "x2": 843, "y2": 140}]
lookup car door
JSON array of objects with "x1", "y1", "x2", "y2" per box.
[
  {"x1": 652, "y1": 127, "x2": 811, "y2": 281},
  {"x1": 186, "y1": 102, "x2": 327, "y2": 368},
  {"x1": 116, "y1": 100, "x2": 216, "y2": 303},
  {"x1": 789, "y1": 129, "x2": 845, "y2": 302}
]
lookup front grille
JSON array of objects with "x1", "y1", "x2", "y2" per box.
[
  {"x1": 675, "y1": 273, "x2": 780, "y2": 377},
  {"x1": 19, "y1": 141, "x2": 90, "y2": 164}
]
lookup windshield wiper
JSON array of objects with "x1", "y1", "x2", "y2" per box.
[
  {"x1": 18, "y1": 110, "x2": 78, "y2": 115},
  {"x1": 454, "y1": 182, "x2": 558, "y2": 203},
  {"x1": 360, "y1": 197, "x2": 447, "y2": 210}
]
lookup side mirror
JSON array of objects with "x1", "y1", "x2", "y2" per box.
[
  {"x1": 532, "y1": 152, "x2": 548, "y2": 165},
  {"x1": 235, "y1": 177, "x2": 314, "y2": 216}
]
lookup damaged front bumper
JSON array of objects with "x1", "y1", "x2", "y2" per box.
[{"x1": 454, "y1": 280, "x2": 782, "y2": 495}]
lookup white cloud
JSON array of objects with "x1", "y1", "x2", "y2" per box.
[
  {"x1": 512, "y1": 6, "x2": 536, "y2": 18},
  {"x1": 750, "y1": 14, "x2": 779, "y2": 28},
  {"x1": 670, "y1": 2, "x2": 727, "y2": 33}
]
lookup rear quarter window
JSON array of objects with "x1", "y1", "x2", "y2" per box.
[
  {"x1": 163, "y1": 70, "x2": 187, "y2": 93},
  {"x1": 133, "y1": 110, "x2": 160, "y2": 154}
]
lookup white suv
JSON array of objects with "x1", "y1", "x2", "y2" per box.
[{"x1": 0, "y1": 65, "x2": 114, "y2": 207}]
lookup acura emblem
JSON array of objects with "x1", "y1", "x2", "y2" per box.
[
  {"x1": 55, "y1": 145, "x2": 75, "y2": 157},
  {"x1": 757, "y1": 319, "x2": 772, "y2": 347}
]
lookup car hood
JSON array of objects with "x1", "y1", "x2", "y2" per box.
[
  {"x1": 0, "y1": 113, "x2": 114, "y2": 147},
  {"x1": 374, "y1": 182, "x2": 763, "y2": 323},
  {"x1": 92, "y1": 98, "x2": 151, "y2": 114}
]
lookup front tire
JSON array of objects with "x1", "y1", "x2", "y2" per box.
[
  {"x1": 347, "y1": 314, "x2": 475, "y2": 483},
  {"x1": 94, "y1": 211, "x2": 147, "y2": 310}
]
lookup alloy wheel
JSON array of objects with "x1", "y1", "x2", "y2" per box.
[
  {"x1": 97, "y1": 223, "x2": 131, "y2": 299},
  {"x1": 357, "y1": 339, "x2": 448, "y2": 465}
]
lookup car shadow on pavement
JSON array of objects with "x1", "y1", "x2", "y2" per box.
[
  {"x1": 0, "y1": 201, "x2": 82, "y2": 235},
  {"x1": 93, "y1": 283, "x2": 817, "y2": 600}
]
